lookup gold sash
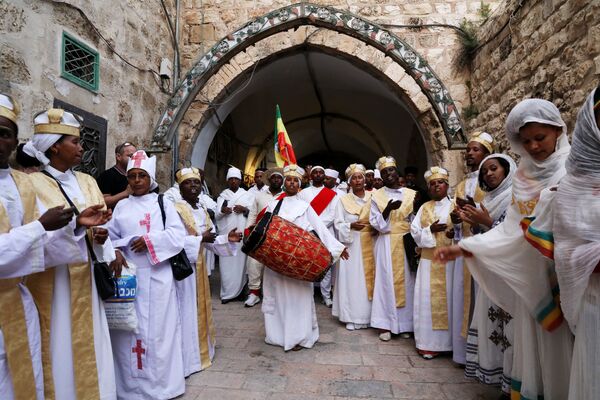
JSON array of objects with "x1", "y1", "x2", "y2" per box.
[
  {"x1": 372, "y1": 188, "x2": 416, "y2": 307},
  {"x1": 0, "y1": 170, "x2": 38, "y2": 400},
  {"x1": 175, "y1": 202, "x2": 216, "y2": 369},
  {"x1": 26, "y1": 171, "x2": 105, "y2": 400},
  {"x1": 419, "y1": 200, "x2": 453, "y2": 330},
  {"x1": 454, "y1": 178, "x2": 485, "y2": 337},
  {"x1": 340, "y1": 192, "x2": 376, "y2": 300}
]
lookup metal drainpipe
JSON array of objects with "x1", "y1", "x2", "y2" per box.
[{"x1": 171, "y1": 0, "x2": 181, "y2": 186}]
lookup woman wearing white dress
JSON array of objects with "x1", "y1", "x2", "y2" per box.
[
  {"x1": 460, "y1": 154, "x2": 516, "y2": 397},
  {"x1": 108, "y1": 151, "x2": 187, "y2": 399},
  {"x1": 436, "y1": 99, "x2": 574, "y2": 400}
]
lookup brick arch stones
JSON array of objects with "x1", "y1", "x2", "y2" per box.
[{"x1": 149, "y1": 3, "x2": 467, "y2": 170}]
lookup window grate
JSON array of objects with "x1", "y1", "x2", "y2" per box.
[{"x1": 61, "y1": 32, "x2": 99, "y2": 92}]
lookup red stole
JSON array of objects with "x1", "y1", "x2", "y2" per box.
[
  {"x1": 310, "y1": 187, "x2": 336, "y2": 216},
  {"x1": 256, "y1": 192, "x2": 286, "y2": 222}
]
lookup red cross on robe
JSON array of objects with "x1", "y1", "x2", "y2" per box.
[
  {"x1": 139, "y1": 213, "x2": 151, "y2": 233},
  {"x1": 132, "y1": 339, "x2": 145, "y2": 370}
]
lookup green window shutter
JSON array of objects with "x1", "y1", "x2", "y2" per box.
[{"x1": 61, "y1": 32, "x2": 100, "y2": 92}]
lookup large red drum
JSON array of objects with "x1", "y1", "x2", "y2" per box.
[{"x1": 242, "y1": 213, "x2": 333, "y2": 282}]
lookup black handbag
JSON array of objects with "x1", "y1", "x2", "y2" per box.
[
  {"x1": 41, "y1": 171, "x2": 116, "y2": 300},
  {"x1": 157, "y1": 194, "x2": 194, "y2": 281},
  {"x1": 403, "y1": 232, "x2": 420, "y2": 273}
]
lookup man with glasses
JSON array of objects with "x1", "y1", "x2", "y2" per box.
[{"x1": 96, "y1": 141, "x2": 137, "y2": 208}]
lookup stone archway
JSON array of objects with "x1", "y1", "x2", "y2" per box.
[{"x1": 150, "y1": 3, "x2": 468, "y2": 187}]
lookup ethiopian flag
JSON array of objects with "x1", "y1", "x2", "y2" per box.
[{"x1": 274, "y1": 105, "x2": 297, "y2": 167}]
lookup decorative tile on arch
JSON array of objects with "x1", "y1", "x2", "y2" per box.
[{"x1": 150, "y1": 2, "x2": 467, "y2": 154}]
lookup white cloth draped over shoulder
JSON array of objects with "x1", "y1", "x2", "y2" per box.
[
  {"x1": 410, "y1": 197, "x2": 454, "y2": 352},
  {"x1": 369, "y1": 187, "x2": 416, "y2": 334},
  {"x1": 215, "y1": 188, "x2": 252, "y2": 300},
  {"x1": 177, "y1": 201, "x2": 236, "y2": 376},
  {"x1": 554, "y1": 87, "x2": 600, "y2": 400},
  {"x1": 458, "y1": 99, "x2": 573, "y2": 400},
  {"x1": 108, "y1": 193, "x2": 187, "y2": 400},
  {"x1": 332, "y1": 192, "x2": 372, "y2": 326},
  {"x1": 261, "y1": 195, "x2": 345, "y2": 351},
  {"x1": 0, "y1": 168, "x2": 88, "y2": 400}
]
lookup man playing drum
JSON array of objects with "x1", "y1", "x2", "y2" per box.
[{"x1": 261, "y1": 165, "x2": 349, "y2": 351}]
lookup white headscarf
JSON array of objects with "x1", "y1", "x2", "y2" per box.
[
  {"x1": 479, "y1": 153, "x2": 517, "y2": 222},
  {"x1": 505, "y1": 99, "x2": 570, "y2": 202},
  {"x1": 554, "y1": 87, "x2": 600, "y2": 330}
]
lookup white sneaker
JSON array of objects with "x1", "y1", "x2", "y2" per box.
[
  {"x1": 399, "y1": 332, "x2": 411, "y2": 339},
  {"x1": 244, "y1": 293, "x2": 261, "y2": 307},
  {"x1": 354, "y1": 323, "x2": 369, "y2": 330},
  {"x1": 379, "y1": 331, "x2": 392, "y2": 341},
  {"x1": 346, "y1": 323, "x2": 355, "y2": 331},
  {"x1": 323, "y1": 297, "x2": 333, "y2": 308}
]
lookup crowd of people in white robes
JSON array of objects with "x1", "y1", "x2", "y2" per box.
[{"x1": 2, "y1": 84, "x2": 600, "y2": 400}]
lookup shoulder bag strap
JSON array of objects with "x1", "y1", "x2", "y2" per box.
[
  {"x1": 40, "y1": 170, "x2": 99, "y2": 262},
  {"x1": 157, "y1": 193, "x2": 167, "y2": 229}
]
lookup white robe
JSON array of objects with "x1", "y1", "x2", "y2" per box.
[
  {"x1": 0, "y1": 168, "x2": 47, "y2": 400},
  {"x1": 369, "y1": 187, "x2": 416, "y2": 334},
  {"x1": 215, "y1": 188, "x2": 252, "y2": 300},
  {"x1": 178, "y1": 204, "x2": 236, "y2": 376},
  {"x1": 108, "y1": 193, "x2": 187, "y2": 400},
  {"x1": 299, "y1": 186, "x2": 339, "y2": 300},
  {"x1": 452, "y1": 171, "x2": 479, "y2": 364},
  {"x1": 262, "y1": 195, "x2": 345, "y2": 351},
  {"x1": 410, "y1": 197, "x2": 454, "y2": 352},
  {"x1": 332, "y1": 193, "x2": 371, "y2": 325},
  {"x1": 459, "y1": 190, "x2": 573, "y2": 400},
  {"x1": 38, "y1": 166, "x2": 117, "y2": 400}
]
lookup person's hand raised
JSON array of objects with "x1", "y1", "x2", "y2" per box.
[{"x1": 38, "y1": 205, "x2": 74, "y2": 231}]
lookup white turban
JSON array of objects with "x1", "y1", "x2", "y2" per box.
[
  {"x1": 226, "y1": 167, "x2": 242, "y2": 180},
  {"x1": 373, "y1": 169, "x2": 381, "y2": 179},
  {"x1": 22, "y1": 109, "x2": 81, "y2": 166},
  {"x1": 324, "y1": 168, "x2": 339, "y2": 179}
]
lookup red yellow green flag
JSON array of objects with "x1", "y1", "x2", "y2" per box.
[{"x1": 274, "y1": 105, "x2": 297, "y2": 167}]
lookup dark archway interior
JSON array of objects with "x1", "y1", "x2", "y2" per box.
[{"x1": 198, "y1": 46, "x2": 430, "y2": 192}]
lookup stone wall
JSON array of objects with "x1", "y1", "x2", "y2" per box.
[
  {"x1": 467, "y1": 0, "x2": 600, "y2": 151},
  {"x1": 1, "y1": 0, "x2": 175, "y2": 180},
  {"x1": 180, "y1": 0, "x2": 500, "y2": 113}
]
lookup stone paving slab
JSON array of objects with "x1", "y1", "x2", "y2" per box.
[{"x1": 179, "y1": 270, "x2": 500, "y2": 400}]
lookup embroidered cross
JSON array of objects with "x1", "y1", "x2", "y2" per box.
[
  {"x1": 132, "y1": 339, "x2": 146, "y2": 370},
  {"x1": 488, "y1": 306, "x2": 512, "y2": 352},
  {"x1": 130, "y1": 151, "x2": 147, "y2": 168},
  {"x1": 139, "y1": 213, "x2": 151, "y2": 233}
]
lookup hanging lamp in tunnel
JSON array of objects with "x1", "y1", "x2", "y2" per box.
[{"x1": 274, "y1": 104, "x2": 297, "y2": 167}]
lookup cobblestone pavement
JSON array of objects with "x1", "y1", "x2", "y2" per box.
[{"x1": 181, "y1": 270, "x2": 500, "y2": 400}]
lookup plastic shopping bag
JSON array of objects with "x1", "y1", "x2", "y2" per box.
[{"x1": 104, "y1": 261, "x2": 138, "y2": 332}]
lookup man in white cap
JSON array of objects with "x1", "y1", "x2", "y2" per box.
[
  {"x1": 451, "y1": 131, "x2": 495, "y2": 365},
  {"x1": 410, "y1": 167, "x2": 455, "y2": 360},
  {"x1": 299, "y1": 166, "x2": 340, "y2": 307},
  {"x1": 216, "y1": 166, "x2": 253, "y2": 303},
  {"x1": 365, "y1": 169, "x2": 375, "y2": 191},
  {"x1": 262, "y1": 164, "x2": 348, "y2": 351},
  {"x1": 373, "y1": 169, "x2": 384, "y2": 189},
  {"x1": 108, "y1": 149, "x2": 188, "y2": 399},
  {"x1": 0, "y1": 98, "x2": 105, "y2": 400},
  {"x1": 369, "y1": 156, "x2": 417, "y2": 341},
  {"x1": 243, "y1": 167, "x2": 285, "y2": 307}
]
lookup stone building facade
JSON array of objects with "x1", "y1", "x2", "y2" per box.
[
  {"x1": 1, "y1": 0, "x2": 175, "y2": 175},
  {"x1": 2, "y1": 0, "x2": 599, "y2": 191}
]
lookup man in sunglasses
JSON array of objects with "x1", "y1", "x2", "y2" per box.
[{"x1": 96, "y1": 141, "x2": 137, "y2": 208}]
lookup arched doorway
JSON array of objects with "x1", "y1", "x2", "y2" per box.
[{"x1": 150, "y1": 3, "x2": 467, "y2": 190}]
